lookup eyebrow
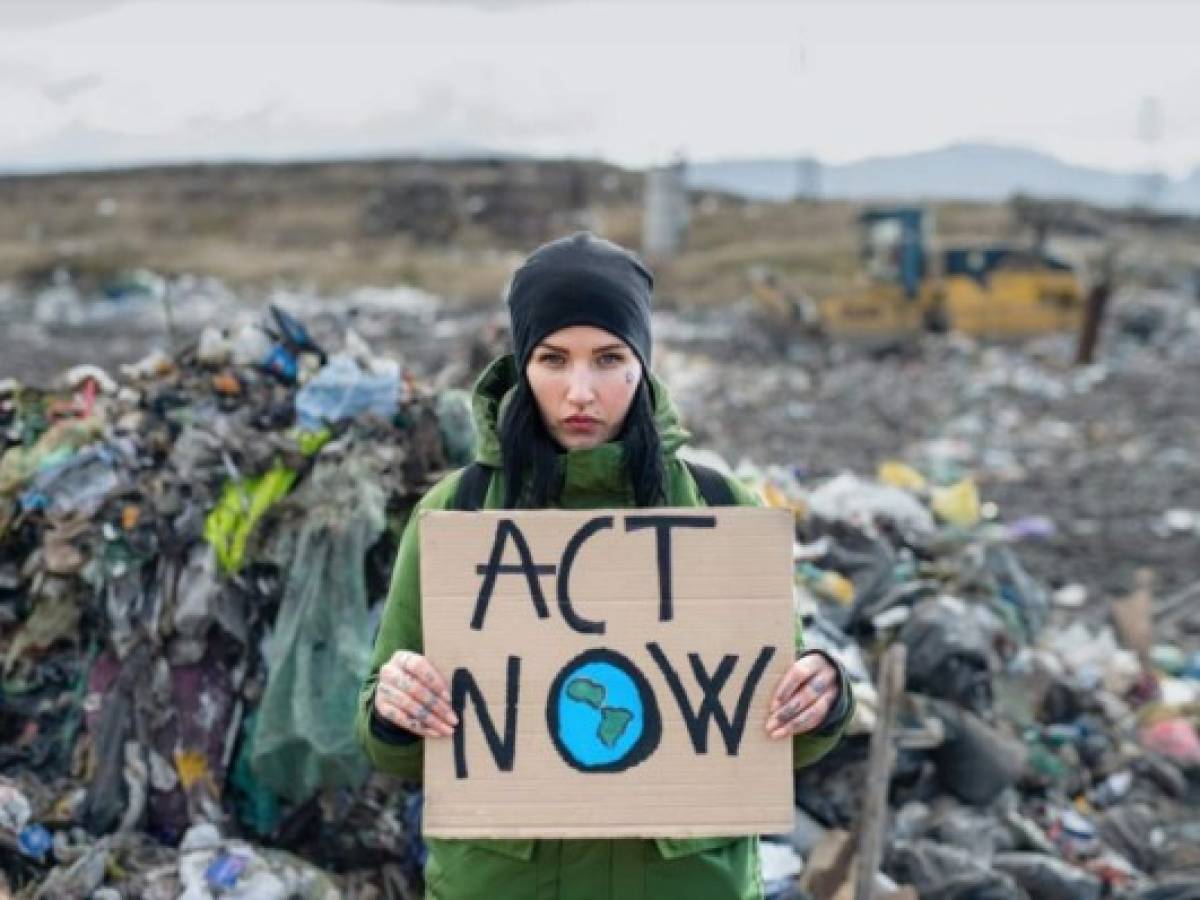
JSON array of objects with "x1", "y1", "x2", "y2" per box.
[{"x1": 537, "y1": 342, "x2": 628, "y2": 354}]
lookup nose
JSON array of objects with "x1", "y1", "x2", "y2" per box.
[{"x1": 564, "y1": 363, "x2": 595, "y2": 406}]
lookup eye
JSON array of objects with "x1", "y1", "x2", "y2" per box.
[
  {"x1": 597, "y1": 352, "x2": 626, "y2": 367},
  {"x1": 536, "y1": 351, "x2": 566, "y2": 368}
]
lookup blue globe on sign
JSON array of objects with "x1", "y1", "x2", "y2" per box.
[{"x1": 548, "y1": 649, "x2": 662, "y2": 773}]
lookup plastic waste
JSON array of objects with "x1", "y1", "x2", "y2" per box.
[
  {"x1": 268, "y1": 304, "x2": 327, "y2": 364},
  {"x1": 1140, "y1": 718, "x2": 1200, "y2": 765},
  {"x1": 799, "y1": 563, "x2": 856, "y2": 606},
  {"x1": 1052, "y1": 583, "x2": 1088, "y2": 608},
  {"x1": 1006, "y1": 515, "x2": 1057, "y2": 541},
  {"x1": 885, "y1": 840, "x2": 1026, "y2": 900},
  {"x1": 1049, "y1": 808, "x2": 1101, "y2": 860},
  {"x1": 0, "y1": 417, "x2": 104, "y2": 495},
  {"x1": 877, "y1": 460, "x2": 927, "y2": 492},
  {"x1": 62, "y1": 364, "x2": 118, "y2": 395},
  {"x1": 0, "y1": 780, "x2": 32, "y2": 832},
  {"x1": 807, "y1": 472, "x2": 936, "y2": 536},
  {"x1": 176, "y1": 826, "x2": 341, "y2": 900},
  {"x1": 436, "y1": 388, "x2": 477, "y2": 467},
  {"x1": 760, "y1": 841, "x2": 803, "y2": 900},
  {"x1": 231, "y1": 324, "x2": 273, "y2": 367},
  {"x1": 205, "y1": 853, "x2": 249, "y2": 890},
  {"x1": 1087, "y1": 769, "x2": 1134, "y2": 808},
  {"x1": 259, "y1": 344, "x2": 298, "y2": 384},
  {"x1": 249, "y1": 458, "x2": 384, "y2": 802},
  {"x1": 1095, "y1": 802, "x2": 1165, "y2": 874},
  {"x1": 197, "y1": 326, "x2": 232, "y2": 365},
  {"x1": 984, "y1": 544, "x2": 1050, "y2": 642},
  {"x1": 19, "y1": 446, "x2": 121, "y2": 518},
  {"x1": 993, "y1": 853, "x2": 1102, "y2": 900},
  {"x1": 1150, "y1": 645, "x2": 1189, "y2": 675},
  {"x1": 899, "y1": 597, "x2": 993, "y2": 712},
  {"x1": 1041, "y1": 622, "x2": 1141, "y2": 694},
  {"x1": 294, "y1": 355, "x2": 400, "y2": 430},
  {"x1": 925, "y1": 698, "x2": 1026, "y2": 806},
  {"x1": 931, "y1": 478, "x2": 982, "y2": 528},
  {"x1": 19, "y1": 823, "x2": 53, "y2": 860},
  {"x1": 203, "y1": 463, "x2": 297, "y2": 574}
]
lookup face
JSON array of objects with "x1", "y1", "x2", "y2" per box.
[{"x1": 525, "y1": 325, "x2": 643, "y2": 450}]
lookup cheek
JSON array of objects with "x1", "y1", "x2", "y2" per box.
[
  {"x1": 599, "y1": 371, "x2": 639, "y2": 419},
  {"x1": 525, "y1": 369, "x2": 562, "y2": 416}
]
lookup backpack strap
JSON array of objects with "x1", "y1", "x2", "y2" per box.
[
  {"x1": 452, "y1": 462, "x2": 493, "y2": 511},
  {"x1": 683, "y1": 460, "x2": 737, "y2": 507}
]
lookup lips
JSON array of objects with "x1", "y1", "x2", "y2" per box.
[{"x1": 563, "y1": 416, "x2": 599, "y2": 432}]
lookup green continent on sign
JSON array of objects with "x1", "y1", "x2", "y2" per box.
[
  {"x1": 597, "y1": 707, "x2": 634, "y2": 748},
  {"x1": 566, "y1": 677, "x2": 606, "y2": 710},
  {"x1": 565, "y1": 677, "x2": 635, "y2": 748}
]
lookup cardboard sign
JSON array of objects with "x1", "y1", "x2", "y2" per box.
[{"x1": 420, "y1": 506, "x2": 794, "y2": 839}]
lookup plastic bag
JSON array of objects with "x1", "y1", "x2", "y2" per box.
[
  {"x1": 203, "y1": 463, "x2": 297, "y2": 574},
  {"x1": 249, "y1": 458, "x2": 385, "y2": 803},
  {"x1": 993, "y1": 853, "x2": 1101, "y2": 900},
  {"x1": 294, "y1": 355, "x2": 400, "y2": 430}
]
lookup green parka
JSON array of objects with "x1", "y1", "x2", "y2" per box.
[{"x1": 355, "y1": 355, "x2": 852, "y2": 900}]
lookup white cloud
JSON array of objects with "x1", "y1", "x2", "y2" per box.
[{"x1": 0, "y1": 0, "x2": 1197, "y2": 174}]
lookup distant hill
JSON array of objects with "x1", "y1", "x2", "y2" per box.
[{"x1": 688, "y1": 142, "x2": 1200, "y2": 212}]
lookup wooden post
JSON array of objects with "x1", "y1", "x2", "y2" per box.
[
  {"x1": 854, "y1": 644, "x2": 907, "y2": 900},
  {"x1": 1075, "y1": 251, "x2": 1115, "y2": 366}
]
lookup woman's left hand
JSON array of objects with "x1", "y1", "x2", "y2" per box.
[{"x1": 766, "y1": 653, "x2": 840, "y2": 739}]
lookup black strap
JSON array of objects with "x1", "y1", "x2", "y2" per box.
[
  {"x1": 451, "y1": 460, "x2": 736, "y2": 509},
  {"x1": 452, "y1": 462, "x2": 493, "y2": 511},
  {"x1": 683, "y1": 460, "x2": 736, "y2": 507}
]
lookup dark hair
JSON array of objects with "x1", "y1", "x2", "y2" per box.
[{"x1": 499, "y1": 376, "x2": 665, "y2": 509}]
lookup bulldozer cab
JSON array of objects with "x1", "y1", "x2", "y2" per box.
[{"x1": 859, "y1": 206, "x2": 930, "y2": 299}]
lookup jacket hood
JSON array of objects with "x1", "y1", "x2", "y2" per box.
[{"x1": 469, "y1": 354, "x2": 691, "y2": 475}]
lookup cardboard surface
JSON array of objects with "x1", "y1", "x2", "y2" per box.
[{"x1": 420, "y1": 506, "x2": 794, "y2": 839}]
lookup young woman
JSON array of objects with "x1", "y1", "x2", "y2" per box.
[{"x1": 356, "y1": 232, "x2": 853, "y2": 900}]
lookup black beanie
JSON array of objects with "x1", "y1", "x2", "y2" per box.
[{"x1": 506, "y1": 232, "x2": 654, "y2": 372}]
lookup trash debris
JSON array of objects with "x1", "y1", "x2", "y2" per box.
[
  {"x1": 0, "y1": 303, "x2": 449, "y2": 894},
  {"x1": 738, "y1": 407, "x2": 1200, "y2": 897},
  {"x1": 294, "y1": 355, "x2": 401, "y2": 430},
  {"x1": 2, "y1": 270, "x2": 1199, "y2": 897}
]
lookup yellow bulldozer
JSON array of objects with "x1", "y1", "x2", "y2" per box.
[{"x1": 753, "y1": 206, "x2": 1086, "y2": 342}]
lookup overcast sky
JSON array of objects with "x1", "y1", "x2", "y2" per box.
[{"x1": 2, "y1": 0, "x2": 1198, "y2": 175}]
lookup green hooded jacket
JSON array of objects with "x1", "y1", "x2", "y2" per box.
[{"x1": 355, "y1": 355, "x2": 852, "y2": 900}]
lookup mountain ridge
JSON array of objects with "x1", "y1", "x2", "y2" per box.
[{"x1": 687, "y1": 142, "x2": 1200, "y2": 212}]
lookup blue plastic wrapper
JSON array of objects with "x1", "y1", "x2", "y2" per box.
[
  {"x1": 18, "y1": 824, "x2": 52, "y2": 861},
  {"x1": 205, "y1": 852, "x2": 249, "y2": 889},
  {"x1": 260, "y1": 344, "x2": 299, "y2": 384},
  {"x1": 294, "y1": 355, "x2": 400, "y2": 430}
]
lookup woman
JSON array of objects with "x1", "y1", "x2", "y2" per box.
[{"x1": 355, "y1": 232, "x2": 853, "y2": 900}]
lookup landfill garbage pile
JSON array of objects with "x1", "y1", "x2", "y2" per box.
[
  {"x1": 0, "y1": 306, "x2": 475, "y2": 898},
  {"x1": 730, "y1": 454, "x2": 1200, "y2": 899},
  {"x1": 0, "y1": 289, "x2": 1197, "y2": 897},
  {"x1": 661, "y1": 284, "x2": 1200, "y2": 608}
]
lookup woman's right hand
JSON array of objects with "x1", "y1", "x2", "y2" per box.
[{"x1": 373, "y1": 650, "x2": 459, "y2": 738}]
